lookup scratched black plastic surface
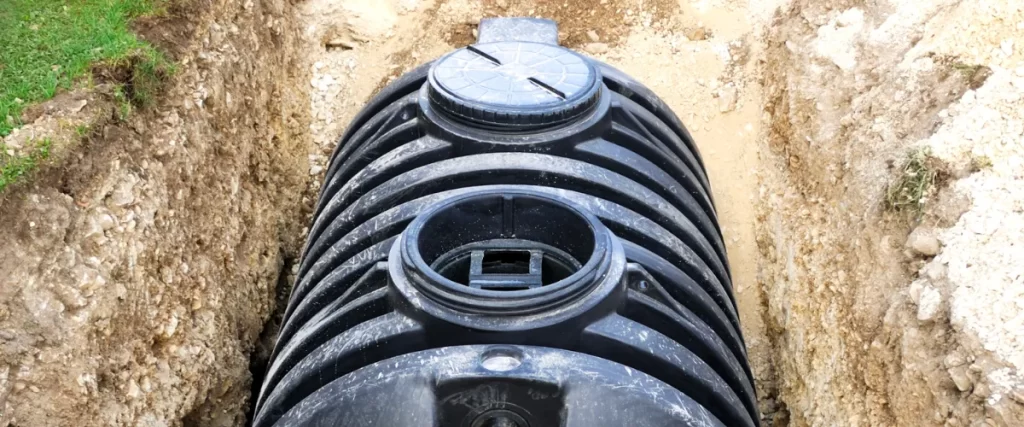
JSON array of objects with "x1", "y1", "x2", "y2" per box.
[{"x1": 255, "y1": 19, "x2": 756, "y2": 427}]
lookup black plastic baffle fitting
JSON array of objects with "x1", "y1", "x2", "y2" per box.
[{"x1": 253, "y1": 17, "x2": 757, "y2": 427}]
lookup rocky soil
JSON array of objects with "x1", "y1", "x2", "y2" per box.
[
  {"x1": 759, "y1": 0, "x2": 1024, "y2": 425},
  {"x1": 0, "y1": 0, "x2": 311, "y2": 425}
]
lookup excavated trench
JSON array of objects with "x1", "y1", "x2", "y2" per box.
[
  {"x1": 283, "y1": 0, "x2": 777, "y2": 421},
  {"x1": 0, "y1": 0, "x2": 1022, "y2": 426}
]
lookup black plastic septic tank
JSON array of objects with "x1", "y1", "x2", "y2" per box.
[{"x1": 254, "y1": 17, "x2": 756, "y2": 427}]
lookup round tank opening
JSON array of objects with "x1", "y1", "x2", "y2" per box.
[{"x1": 414, "y1": 194, "x2": 597, "y2": 292}]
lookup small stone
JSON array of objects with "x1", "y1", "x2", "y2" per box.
[
  {"x1": 684, "y1": 27, "x2": 708, "y2": 41},
  {"x1": 77, "y1": 373, "x2": 96, "y2": 394},
  {"x1": 584, "y1": 43, "x2": 608, "y2": 54},
  {"x1": 943, "y1": 351, "x2": 966, "y2": 368},
  {"x1": 906, "y1": 227, "x2": 941, "y2": 256},
  {"x1": 310, "y1": 165, "x2": 324, "y2": 176},
  {"x1": 917, "y1": 285, "x2": 943, "y2": 321},
  {"x1": 107, "y1": 181, "x2": 135, "y2": 208},
  {"x1": 126, "y1": 379, "x2": 141, "y2": 399},
  {"x1": 972, "y1": 382, "x2": 990, "y2": 398},
  {"x1": 97, "y1": 213, "x2": 116, "y2": 231},
  {"x1": 162, "y1": 315, "x2": 179, "y2": 338},
  {"x1": 29, "y1": 385, "x2": 40, "y2": 393},
  {"x1": 947, "y1": 365, "x2": 973, "y2": 391},
  {"x1": 718, "y1": 86, "x2": 738, "y2": 113},
  {"x1": 922, "y1": 262, "x2": 947, "y2": 282},
  {"x1": 586, "y1": 30, "x2": 600, "y2": 42},
  {"x1": 69, "y1": 99, "x2": 88, "y2": 114}
]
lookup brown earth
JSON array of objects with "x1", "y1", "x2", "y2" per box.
[
  {"x1": 0, "y1": 0, "x2": 311, "y2": 425},
  {"x1": 757, "y1": 0, "x2": 1024, "y2": 426}
]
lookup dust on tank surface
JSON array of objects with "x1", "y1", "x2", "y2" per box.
[{"x1": 253, "y1": 17, "x2": 755, "y2": 427}]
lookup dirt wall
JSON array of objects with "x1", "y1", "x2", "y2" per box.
[
  {"x1": 758, "y1": 0, "x2": 1024, "y2": 425},
  {"x1": 0, "y1": 0, "x2": 312, "y2": 425}
]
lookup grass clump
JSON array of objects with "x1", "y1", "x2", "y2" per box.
[
  {"x1": 885, "y1": 148, "x2": 938, "y2": 214},
  {"x1": 971, "y1": 155, "x2": 993, "y2": 171},
  {"x1": 0, "y1": 0, "x2": 169, "y2": 136},
  {"x1": 948, "y1": 59, "x2": 992, "y2": 90},
  {"x1": 950, "y1": 61, "x2": 984, "y2": 79},
  {"x1": 0, "y1": 139, "x2": 53, "y2": 192}
]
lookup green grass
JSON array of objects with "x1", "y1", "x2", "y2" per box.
[
  {"x1": 114, "y1": 84, "x2": 133, "y2": 120},
  {"x1": 950, "y1": 61, "x2": 984, "y2": 79},
  {"x1": 885, "y1": 148, "x2": 938, "y2": 214},
  {"x1": 0, "y1": 139, "x2": 53, "y2": 192},
  {"x1": 0, "y1": 0, "x2": 168, "y2": 136}
]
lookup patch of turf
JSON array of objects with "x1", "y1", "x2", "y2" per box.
[
  {"x1": 0, "y1": 0, "x2": 168, "y2": 136},
  {"x1": 0, "y1": 138, "x2": 53, "y2": 192}
]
